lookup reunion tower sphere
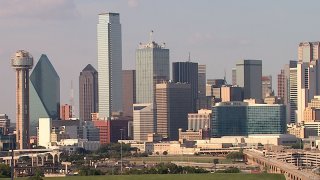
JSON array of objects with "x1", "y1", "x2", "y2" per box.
[
  {"x1": 11, "y1": 50, "x2": 33, "y2": 69},
  {"x1": 11, "y1": 50, "x2": 33, "y2": 149}
]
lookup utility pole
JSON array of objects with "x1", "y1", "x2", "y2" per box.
[{"x1": 120, "y1": 129, "x2": 123, "y2": 174}]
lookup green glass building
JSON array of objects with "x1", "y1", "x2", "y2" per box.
[
  {"x1": 29, "y1": 54, "x2": 60, "y2": 135},
  {"x1": 212, "y1": 102, "x2": 286, "y2": 137}
]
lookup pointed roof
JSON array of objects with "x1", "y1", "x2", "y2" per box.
[{"x1": 82, "y1": 64, "x2": 97, "y2": 72}]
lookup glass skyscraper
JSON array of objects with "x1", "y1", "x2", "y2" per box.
[
  {"x1": 172, "y1": 61, "x2": 198, "y2": 112},
  {"x1": 212, "y1": 102, "x2": 286, "y2": 137},
  {"x1": 136, "y1": 41, "x2": 169, "y2": 104},
  {"x1": 97, "y1": 13, "x2": 122, "y2": 118},
  {"x1": 30, "y1": 54, "x2": 60, "y2": 135}
]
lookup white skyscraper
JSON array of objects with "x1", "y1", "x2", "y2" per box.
[{"x1": 97, "y1": 13, "x2": 122, "y2": 118}]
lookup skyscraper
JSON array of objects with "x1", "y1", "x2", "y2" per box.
[
  {"x1": 60, "y1": 104, "x2": 73, "y2": 120},
  {"x1": 297, "y1": 61, "x2": 320, "y2": 123},
  {"x1": 98, "y1": 12, "x2": 122, "y2": 119},
  {"x1": 30, "y1": 54, "x2": 60, "y2": 136},
  {"x1": 298, "y1": 41, "x2": 320, "y2": 62},
  {"x1": 79, "y1": 64, "x2": 98, "y2": 121},
  {"x1": 172, "y1": 61, "x2": 198, "y2": 111},
  {"x1": 136, "y1": 41, "x2": 170, "y2": 104},
  {"x1": 289, "y1": 64, "x2": 298, "y2": 123},
  {"x1": 262, "y1": 75, "x2": 272, "y2": 99},
  {"x1": 236, "y1": 59, "x2": 262, "y2": 100},
  {"x1": 232, "y1": 68, "x2": 237, "y2": 86},
  {"x1": 156, "y1": 82, "x2": 192, "y2": 140},
  {"x1": 122, "y1": 70, "x2": 136, "y2": 117},
  {"x1": 133, "y1": 103, "x2": 154, "y2": 141},
  {"x1": 11, "y1": 50, "x2": 33, "y2": 149},
  {"x1": 197, "y1": 64, "x2": 207, "y2": 109}
]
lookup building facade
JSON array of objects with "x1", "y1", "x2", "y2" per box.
[
  {"x1": 262, "y1": 75, "x2": 272, "y2": 99},
  {"x1": 197, "y1": 64, "x2": 207, "y2": 109},
  {"x1": 156, "y1": 82, "x2": 192, "y2": 140},
  {"x1": 172, "y1": 61, "x2": 198, "y2": 111},
  {"x1": 30, "y1": 54, "x2": 60, "y2": 136},
  {"x1": 236, "y1": 59, "x2": 262, "y2": 100},
  {"x1": 220, "y1": 86, "x2": 243, "y2": 102},
  {"x1": 212, "y1": 102, "x2": 286, "y2": 137},
  {"x1": 60, "y1": 104, "x2": 72, "y2": 120},
  {"x1": 98, "y1": 12, "x2": 123, "y2": 118},
  {"x1": 122, "y1": 70, "x2": 136, "y2": 117},
  {"x1": 133, "y1": 104, "x2": 154, "y2": 141},
  {"x1": 79, "y1": 64, "x2": 98, "y2": 121},
  {"x1": 298, "y1": 41, "x2": 320, "y2": 62},
  {"x1": 136, "y1": 41, "x2": 169, "y2": 104},
  {"x1": 0, "y1": 114, "x2": 10, "y2": 135}
]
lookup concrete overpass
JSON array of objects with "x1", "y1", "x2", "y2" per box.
[{"x1": 244, "y1": 149, "x2": 319, "y2": 180}]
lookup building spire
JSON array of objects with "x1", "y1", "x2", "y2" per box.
[
  {"x1": 188, "y1": 52, "x2": 191, "y2": 62},
  {"x1": 149, "y1": 30, "x2": 154, "y2": 43}
]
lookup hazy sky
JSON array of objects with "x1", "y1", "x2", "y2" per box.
[{"x1": 1, "y1": 0, "x2": 320, "y2": 121}]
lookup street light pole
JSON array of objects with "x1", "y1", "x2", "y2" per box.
[{"x1": 120, "y1": 129, "x2": 123, "y2": 174}]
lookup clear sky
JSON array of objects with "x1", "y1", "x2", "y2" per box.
[{"x1": 1, "y1": 0, "x2": 320, "y2": 121}]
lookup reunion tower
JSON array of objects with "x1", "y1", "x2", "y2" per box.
[{"x1": 11, "y1": 50, "x2": 33, "y2": 149}]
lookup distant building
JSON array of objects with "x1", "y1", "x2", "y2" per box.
[
  {"x1": 287, "y1": 124, "x2": 305, "y2": 138},
  {"x1": 172, "y1": 61, "x2": 198, "y2": 111},
  {"x1": 30, "y1": 54, "x2": 60, "y2": 136},
  {"x1": 93, "y1": 120, "x2": 111, "y2": 144},
  {"x1": 110, "y1": 117, "x2": 131, "y2": 142},
  {"x1": 98, "y1": 12, "x2": 123, "y2": 118},
  {"x1": 232, "y1": 68, "x2": 237, "y2": 86},
  {"x1": 178, "y1": 128, "x2": 205, "y2": 141},
  {"x1": 220, "y1": 86, "x2": 243, "y2": 102},
  {"x1": 0, "y1": 114, "x2": 10, "y2": 135},
  {"x1": 156, "y1": 82, "x2": 192, "y2": 140},
  {"x1": 262, "y1": 75, "x2": 272, "y2": 99},
  {"x1": 264, "y1": 96, "x2": 282, "y2": 104},
  {"x1": 236, "y1": 60, "x2": 262, "y2": 100},
  {"x1": 197, "y1": 64, "x2": 207, "y2": 109},
  {"x1": 79, "y1": 64, "x2": 98, "y2": 121},
  {"x1": 212, "y1": 102, "x2": 286, "y2": 137},
  {"x1": 207, "y1": 79, "x2": 225, "y2": 86},
  {"x1": 136, "y1": 41, "x2": 169, "y2": 105},
  {"x1": 122, "y1": 70, "x2": 136, "y2": 117},
  {"x1": 133, "y1": 104, "x2": 154, "y2": 141},
  {"x1": 298, "y1": 41, "x2": 320, "y2": 62},
  {"x1": 60, "y1": 104, "x2": 72, "y2": 120},
  {"x1": 82, "y1": 121, "x2": 100, "y2": 141},
  {"x1": 188, "y1": 109, "x2": 211, "y2": 138},
  {"x1": 289, "y1": 61, "x2": 298, "y2": 123},
  {"x1": 0, "y1": 134, "x2": 16, "y2": 151}
]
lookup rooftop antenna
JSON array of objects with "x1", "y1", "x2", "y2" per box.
[
  {"x1": 224, "y1": 69, "x2": 228, "y2": 84},
  {"x1": 149, "y1": 30, "x2": 154, "y2": 43},
  {"x1": 188, "y1": 52, "x2": 191, "y2": 62}
]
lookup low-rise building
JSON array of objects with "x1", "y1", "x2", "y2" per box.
[
  {"x1": 287, "y1": 123, "x2": 306, "y2": 138},
  {"x1": 178, "y1": 129, "x2": 205, "y2": 141}
]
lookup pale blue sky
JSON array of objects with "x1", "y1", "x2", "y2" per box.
[{"x1": 1, "y1": 0, "x2": 320, "y2": 121}]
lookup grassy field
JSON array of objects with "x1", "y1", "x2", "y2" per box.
[
  {"x1": 125, "y1": 155, "x2": 233, "y2": 164},
  {"x1": 38, "y1": 174, "x2": 285, "y2": 180}
]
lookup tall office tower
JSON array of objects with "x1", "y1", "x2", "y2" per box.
[
  {"x1": 156, "y1": 82, "x2": 192, "y2": 140},
  {"x1": 197, "y1": 64, "x2": 207, "y2": 109},
  {"x1": 236, "y1": 59, "x2": 262, "y2": 100},
  {"x1": 122, "y1": 70, "x2": 136, "y2": 117},
  {"x1": 298, "y1": 41, "x2": 320, "y2": 62},
  {"x1": 136, "y1": 41, "x2": 170, "y2": 104},
  {"x1": 30, "y1": 54, "x2": 60, "y2": 136},
  {"x1": 0, "y1": 114, "x2": 10, "y2": 135},
  {"x1": 297, "y1": 61, "x2": 320, "y2": 123},
  {"x1": 133, "y1": 104, "x2": 154, "y2": 141},
  {"x1": 262, "y1": 75, "x2": 272, "y2": 99},
  {"x1": 98, "y1": 13, "x2": 123, "y2": 119},
  {"x1": 278, "y1": 70, "x2": 286, "y2": 100},
  {"x1": 60, "y1": 104, "x2": 73, "y2": 120},
  {"x1": 11, "y1": 50, "x2": 33, "y2": 149},
  {"x1": 232, "y1": 68, "x2": 237, "y2": 86},
  {"x1": 79, "y1": 64, "x2": 98, "y2": 121},
  {"x1": 172, "y1": 61, "x2": 198, "y2": 112},
  {"x1": 289, "y1": 64, "x2": 298, "y2": 123}
]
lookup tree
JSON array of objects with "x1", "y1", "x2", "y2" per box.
[
  {"x1": 163, "y1": 151, "x2": 168, "y2": 155},
  {"x1": 0, "y1": 164, "x2": 10, "y2": 178},
  {"x1": 28, "y1": 168, "x2": 44, "y2": 180}
]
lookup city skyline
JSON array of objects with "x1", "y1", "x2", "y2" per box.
[{"x1": 2, "y1": 0, "x2": 320, "y2": 120}]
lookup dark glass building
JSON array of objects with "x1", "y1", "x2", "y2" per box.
[
  {"x1": 30, "y1": 54, "x2": 60, "y2": 135},
  {"x1": 172, "y1": 61, "x2": 198, "y2": 111},
  {"x1": 212, "y1": 102, "x2": 286, "y2": 137},
  {"x1": 122, "y1": 70, "x2": 136, "y2": 117},
  {"x1": 79, "y1": 64, "x2": 98, "y2": 121}
]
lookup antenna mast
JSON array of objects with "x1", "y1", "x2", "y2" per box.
[
  {"x1": 188, "y1": 52, "x2": 191, "y2": 62},
  {"x1": 149, "y1": 30, "x2": 154, "y2": 43}
]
